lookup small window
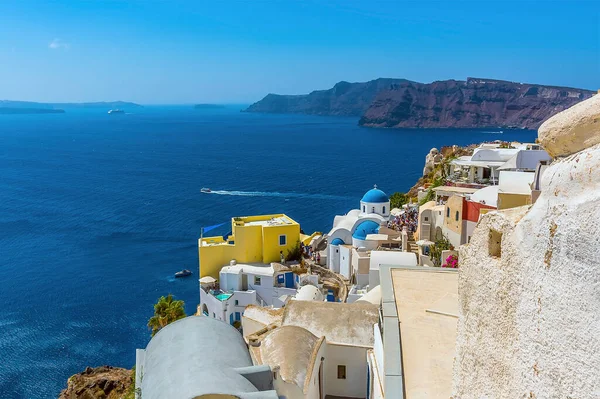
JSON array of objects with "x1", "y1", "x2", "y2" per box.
[
  {"x1": 234, "y1": 300, "x2": 239, "y2": 306},
  {"x1": 336, "y1": 249, "x2": 339, "y2": 253},
  {"x1": 212, "y1": 312, "x2": 215, "y2": 318},
  {"x1": 254, "y1": 276, "x2": 261, "y2": 286},
  {"x1": 363, "y1": 205, "x2": 365, "y2": 212},
  {"x1": 372, "y1": 206, "x2": 375, "y2": 213},
  {"x1": 424, "y1": 216, "x2": 429, "y2": 222},
  {"x1": 446, "y1": 207, "x2": 450, "y2": 217},
  {"x1": 382, "y1": 206, "x2": 386, "y2": 214},
  {"x1": 455, "y1": 211, "x2": 459, "y2": 221},
  {"x1": 279, "y1": 234, "x2": 287, "y2": 246},
  {"x1": 337, "y1": 365, "x2": 346, "y2": 379},
  {"x1": 489, "y1": 229, "x2": 502, "y2": 258}
]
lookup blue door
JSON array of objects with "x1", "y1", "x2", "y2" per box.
[
  {"x1": 229, "y1": 313, "x2": 234, "y2": 325},
  {"x1": 235, "y1": 312, "x2": 241, "y2": 321},
  {"x1": 285, "y1": 272, "x2": 294, "y2": 288}
]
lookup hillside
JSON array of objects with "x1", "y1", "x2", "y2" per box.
[
  {"x1": 246, "y1": 77, "x2": 594, "y2": 129},
  {"x1": 245, "y1": 78, "x2": 411, "y2": 116}
]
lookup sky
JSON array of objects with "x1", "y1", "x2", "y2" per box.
[{"x1": 0, "y1": 0, "x2": 598, "y2": 104}]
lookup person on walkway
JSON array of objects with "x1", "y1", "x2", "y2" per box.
[{"x1": 316, "y1": 252, "x2": 321, "y2": 264}]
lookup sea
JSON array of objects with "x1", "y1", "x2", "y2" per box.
[{"x1": 0, "y1": 106, "x2": 536, "y2": 398}]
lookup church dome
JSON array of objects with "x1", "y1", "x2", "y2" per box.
[
  {"x1": 352, "y1": 220, "x2": 380, "y2": 240},
  {"x1": 361, "y1": 187, "x2": 389, "y2": 203},
  {"x1": 330, "y1": 238, "x2": 345, "y2": 246}
]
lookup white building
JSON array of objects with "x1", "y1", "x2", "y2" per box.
[
  {"x1": 246, "y1": 300, "x2": 380, "y2": 399},
  {"x1": 449, "y1": 143, "x2": 551, "y2": 185},
  {"x1": 200, "y1": 263, "x2": 298, "y2": 326},
  {"x1": 327, "y1": 186, "x2": 391, "y2": 274}
]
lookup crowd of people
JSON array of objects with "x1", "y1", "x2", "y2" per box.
[{"x1": 387, "y1": 206, "x2": 419, "y2": 233}]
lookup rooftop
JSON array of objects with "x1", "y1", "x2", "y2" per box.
[
  {"x1": 390, "y1": 267, "x2": 458, "y2": 399},
  {"x1": 237, "y1": 214, "x2": 298, "y2": 227},
  {"x1": 281, "y1": 300, "x2": 379, "y2": 347},
  {"x1": 432, "y1": 186, "x2": 480, "y2": 195}
]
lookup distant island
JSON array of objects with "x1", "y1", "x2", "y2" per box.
[
  {"x1": 0, "y1": 100, "x2": 142, "y2": 111},
  {"x1": 194, "y1": 104, "x2": 226, "y2": 109},
  {"x1": 245, "y1": 77, "x2": 595, "y2": 129},
  {"x1": 0, "y1": 107, "x2": 65, "y2": 114}
]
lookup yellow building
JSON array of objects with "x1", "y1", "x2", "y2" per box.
[{"x1": 198, "y1": 214, "x2": 301, "y2": 278}]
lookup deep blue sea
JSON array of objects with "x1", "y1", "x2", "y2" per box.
[{"x1": 0, "y1": 106, "x2": 536, "y2": 398}]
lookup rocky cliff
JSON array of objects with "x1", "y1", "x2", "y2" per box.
[
  {"x1": 360, "y1": 78, "x2": 594, "y2": 129},
  {"x1": 244, "y1": 78, "x2": 410, "y2": 116},
  {"x1": 246, "y1": 77, "x2": 594, "y2": 129},
  {"x1": 59, "y1": 366, "x2": 133, "y2": 399}
]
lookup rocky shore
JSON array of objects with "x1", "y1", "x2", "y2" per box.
[{"x1": 58, "y1": 366, "x2": 133, "y2": 399}]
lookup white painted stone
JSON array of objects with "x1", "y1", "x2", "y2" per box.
[
  {"x1": 453, "y1": 143, "x2": 600, "y2": 399},
  {"x1": 538, "y1": 93, "x2": 600, "y2": 157}
]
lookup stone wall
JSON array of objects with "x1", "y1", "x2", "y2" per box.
[{"x1": 453, "y1": 94, "x2": 600, "y2": 398}]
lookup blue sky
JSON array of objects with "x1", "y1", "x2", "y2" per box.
[{"x1": 0, "y1": 0, "x2": 598, "y2": 104}]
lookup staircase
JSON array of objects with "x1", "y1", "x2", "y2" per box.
[{"x1": 407, "y1": 231, "x2": 419, "y2": 254}]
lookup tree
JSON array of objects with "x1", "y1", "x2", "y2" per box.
[
  {"x1": 147, "y1": 294, "x2": 187, "y2": 337},
  {"x1": 285, "y1": 240, "x2": 303, "y2": 262},
  {"x1": 389, "y1": 192, "x2": 408, "y2": 209}
]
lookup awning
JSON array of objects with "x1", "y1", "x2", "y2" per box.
[{"x1": 199, "y1": 276, "x2": 216, "y2": 284}]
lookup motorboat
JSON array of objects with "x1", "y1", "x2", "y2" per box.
[
  {"x1": 175, "y1": 269, "x2": 192, "y2": 278},
  {"x1": 108, "y1": 109, "x2": 125, "y2": 114},
  {"x1": 200, "y1": 188, "x2": 211, "y2": 193}
]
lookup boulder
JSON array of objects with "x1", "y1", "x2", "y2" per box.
[{"x1": 538, "y1": 93, "x2": 600, "y2": 157}]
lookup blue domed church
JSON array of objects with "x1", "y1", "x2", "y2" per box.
[{"x1": 326, "y1": 186, "x2": 391, "y2": 274}]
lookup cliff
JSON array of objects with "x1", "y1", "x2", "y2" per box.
[
  {"x1": 59, "y1": 366, "x2": 133, "y2": 399},
  {"x1": 246, "y1": 77, "x2": 594, "y2": 129},
  {"x1": 245, "y1": 78, "x2": 411, "y2": 116},
  {"x1": 359, "y1": 78, "x2": 594, "y2": 129},
  {"x1": 453, "y1": 94, "x2": 600, "y2": 398}
]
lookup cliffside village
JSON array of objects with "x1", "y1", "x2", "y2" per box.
[{"x1": 133, "y1": 93, "x2": 600, "y2": 399}]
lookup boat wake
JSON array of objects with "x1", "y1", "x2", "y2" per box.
[
  {"x1": 205, "y1": 190, "x2": 351, "y2": 201},
  {"x1": 481, "y1": 130, "x2": 503, "y2": 134}
]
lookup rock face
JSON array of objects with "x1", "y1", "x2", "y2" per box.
[
  {"x1": 360, "y1": 78, "x2": 594, "y2": 129},
  {"x1": 452, "y1": 98, "x2": 600, "y2": 398},
  {"x1": 422, "y1": 148, "x2": 442, "y2": 176},
  {"x1": 538, "y1": 93, "x2": 600, "y2": 157},
  {"x1": 59, "y1": 366, "x2": 133, "y2": 399},
  {"x1": 246, "y1": 77, "x2": 594, "y2": 129},
  {"x1": 244, "y1": 78, "x2": 411, "y2": 116}
]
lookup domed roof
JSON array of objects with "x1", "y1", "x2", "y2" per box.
[
  {"x1": 352, "y1": 220, "x2": 380, "y2": 240},
  {"x1": 330, "y1": 238, "x2": 345, "y2": 246},
  {"x1": 361, "y1": 186, "x2": 389, "y2": 203}
]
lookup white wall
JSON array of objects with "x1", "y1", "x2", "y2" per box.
[
  {"x1": 246, "y1": 273, "x2": 274, "y2": 306},
  {"x1": 200, "y1": 289, "x2": 227, "y2": 321},
  {"x1": 360, "y1": 201, "x2": 390, "y2": 217},
  {"x1": 328, "y1": 244, "x2": 341, "y2": 273},
  {"x1": 324, "y1": 344, "x2": 369, "y2": 398},
  {"x1": 339, "y1": 246, "x2": 352, "y2": 280}
]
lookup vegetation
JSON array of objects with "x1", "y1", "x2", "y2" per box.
[
  {"x1": 147, "y1": 294, "x2": 187, "y2": 337},
  {"x1": 390, "y1": 192, "x2": 408, "y2": 209},
  {"x1": 123, "y1": 367, "x2": 138, "y2": 399},
  {"x1": 285, "y1": 240, "x2": 303, "y2": 262},
  {"x1": 430, "y1": 235, "x2": 454, "y2": 267}
]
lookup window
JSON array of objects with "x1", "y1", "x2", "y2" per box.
[
  {"x1": 362, "y1": 205, "x2": 365, "y2": 212},
  {"x1": 371, "y1": 206, "x2": 375, "y2": 213},
  {"x1": 336, "y1": 249, "x2": 339, "y2": 253},
  {"x1": 279, "y1": 234, "x2": 287, "y2": 246},
  {"x1": 382, "y1": 206, "x2": 386, "y2": 214},
  {"x1": 446, "y1": 207, "x2": 450, "y2": 217},
  {"x1": 234, "y1": 300, "x2": 239, "y2": 306},
  {"x1": 337, "y1": 365, "x2": 346, "y2": 379},
  {"x1": 489, "y1": 229, "x2": 502, "y2": 258},
  {"x1": 424, "y1": 216, "x2": 429, "y2": 222},
  {"x1": 212, "y1": 312, "x2": 215, "y2": 318},
  {"x1": 254, "y1": 276, "x2": 261, "y2": 286},
  {"x1": 455, "y1": 211, "x2": 459, "y2": 221}
]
